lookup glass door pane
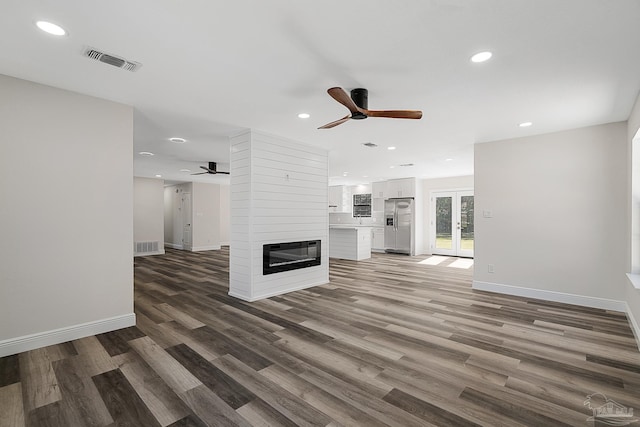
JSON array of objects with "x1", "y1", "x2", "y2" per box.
[
  {"x1": 435, "y1": 196, "x2": 453, "y2": 250},
  {"x1": 458, "y1": 194, "x2": 474, "y2": 256}
]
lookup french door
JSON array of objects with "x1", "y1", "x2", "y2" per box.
[{"x1": 431, "y1": 190, "x2": 474, "y2": 257}]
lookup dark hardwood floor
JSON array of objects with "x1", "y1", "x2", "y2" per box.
[{"x1": 1, "y1": 248, "x2": 640, "y2": 426}]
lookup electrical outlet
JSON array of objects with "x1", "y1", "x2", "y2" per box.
[{"x1": 487, "y1": 264, "x2": 495, "y2": 273}]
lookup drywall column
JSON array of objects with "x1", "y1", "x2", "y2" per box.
[
  {"x1": 0, "y1": 74, "x2": 134, "y2": 356},
  {"x1": 473, "y1": 122, "x2": 628, "y2": 309},
  {"x1": 229, "y1": 129, "x2": 329, "y2": 301},
  {"x1": 134, "y1": 177, "x2": 165, "y2": 256}
]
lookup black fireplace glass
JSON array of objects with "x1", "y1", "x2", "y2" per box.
[{"x1": 263, "y1": 240, "x2": 321, "y2": 275}]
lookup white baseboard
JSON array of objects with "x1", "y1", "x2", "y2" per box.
[
  {"x1": 134, "y1": 249, "x2": 165, "y2": 257},
  {"x1": 191, "y1": 245, "x2": 221, "y2": 252},
  {"x1": 229, "y1": 280, "x2": 329, "y2": 302},
  {"x1": 625, "y1": 302, "x2": 640, "y2": 352},
  {"x1": 0, "y1": 313, "x2": 136, "y2": 357},
  {"x1": 164, "y1": 243, "x2": 183, "y2": 250},
  {"x1": 472, "y1": 280, "x2": 628, "y2": 312}
]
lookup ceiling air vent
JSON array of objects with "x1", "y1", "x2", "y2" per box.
[
  {"x1": 399, "y1": 163, "x2": 414, "y2": 167},
  {"x1": 83, "y1": 47, "x2": 142, "y2": 72},
  {"x1": 363, "y1": 142, "x2": 378, "y2": 148}
]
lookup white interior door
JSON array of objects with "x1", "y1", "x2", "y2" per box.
[
  {"x1": 182, "y1": 193, "x2": 192, "y2": 250},
  {"x1": 431, "y1": 190, "x2": 474, "y2": 257}
]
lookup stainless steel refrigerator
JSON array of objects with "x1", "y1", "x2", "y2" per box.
[{"x1": 384, "y1": 198, "x2": 414, "y2": 255}]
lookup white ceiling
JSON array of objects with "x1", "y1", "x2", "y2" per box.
[{"x1": 3, "y1": 1, "x2": 640, "y2": 186}]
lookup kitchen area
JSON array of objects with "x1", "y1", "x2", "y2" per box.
[{"x1": 329, "y1": 177, "x2": 422, "y2": 260}]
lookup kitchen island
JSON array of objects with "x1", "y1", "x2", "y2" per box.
[{"x1": 329, "y1": 225, "x2": 372, "y2": 260}]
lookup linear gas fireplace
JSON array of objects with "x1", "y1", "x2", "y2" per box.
[{"x1": 263, "y1": 240, "x2": 321, "y2": 275}]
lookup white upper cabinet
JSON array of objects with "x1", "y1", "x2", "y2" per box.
[
  {"x1": 386, "y1": 178, "x2": 415, "y2": 198},
  {"x1": 372, "y1": 181, "x2": 387, "y2": 199},
  {"x1": 329, "y1": 185, "x2": 352, "y2": 213}
]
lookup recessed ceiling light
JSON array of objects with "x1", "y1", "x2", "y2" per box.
[
  {"x1": 387, "y1": 146, "x2": 396, "y2": 150},
  {"x1": 36, "y1": 21, "x2": 67, "y2": 36},
  {"x1": 470, "y1": 51, "x2": 492, "y2": 63},
  {"x1": 343, "y1": 172, "x2": 348, "y2": 176},
  {"x1": 445, "y1": 158, "x2": 453, "y2": 162},
  {"x1": 519, "y1": 121, "x2": 533, "y2": 127},
  {"x1": 155, "y1": 174, "x2": 162, "y2": 178},
  {"x1": 180, "y1": 169, "x2": 191, "y2": 172},
  {"x1": 363, "y1": 175, "x2": 368, "y2": 178},
  {"x1": 389, "y1": 166, "x2": 395, "y2": 169},
  {"x1": 297, "y1": 113, "x2": 310, "y2": 119},
  {"x1": 169, "y1": 137, "x2": 186, "y2": 143},
  {"x1": 139, "y1": 151, "x2": 154, "y2": 156}
]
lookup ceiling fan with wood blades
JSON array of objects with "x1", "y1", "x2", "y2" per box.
[
  {"x1": 191, "y1": 162, "x2": 230, "y2": 175},
  {"x1": 318, "y1": 87, "x2": 422, "y2": 129}
]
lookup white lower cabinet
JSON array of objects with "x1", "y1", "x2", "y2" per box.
[
  {"x1": 329, "y1": 227, "x2": 371, "y2": 260},
  {"x1": 372, "y1": 227, "x2": 384, "y2": 252}
]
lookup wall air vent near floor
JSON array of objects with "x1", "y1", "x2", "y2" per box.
[{"x1": 135, "y1": 241, "x2": 159, "y2": 254}]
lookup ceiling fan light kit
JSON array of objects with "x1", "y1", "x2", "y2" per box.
[{"x1": 318, "y1": 87, "x2": 422, "y2": 129}]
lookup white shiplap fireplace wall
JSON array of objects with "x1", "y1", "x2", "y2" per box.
[{"x1": 229, "y1": 129, "x2": 329, "y2": 301}]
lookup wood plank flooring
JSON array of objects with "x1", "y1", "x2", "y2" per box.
[{"x1": 2, "y1": 248, "x2": 640, "y2": 426}]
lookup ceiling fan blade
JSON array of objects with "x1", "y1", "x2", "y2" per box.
[
  {"x1": 318, "y1": 115, "x2": 351, "y2": 129},
  {"x1": 199, "y1": 165, "x2": 217, "y2": 173},
  {"x1": 191, "y1": 172, "x2": 209, "y2": 175},
  {"x1": 327, "y1": 87, "x2": 361, "y2": 114},
  {"x1": 364, "y1": 109, "x2": 423, "y2": 119},
  {"x1": 217, "y1": 171, "x2": 230, "y2": 175}
]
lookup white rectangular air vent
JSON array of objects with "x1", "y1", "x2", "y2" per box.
[
  {"x1": 83, "y1": 47, "x2": 142, "y2": 72},
  {"x1": 135, "y1": 241, "x2": 159, "y2": 254}
]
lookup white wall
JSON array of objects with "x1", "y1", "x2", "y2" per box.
[
  {"x1": 629, "y1": 92, "x2": 640, "y2": 275},
  {"x1": 220, "y1": 184, "x2": 230, "y2": 245},
  {"x1": 192, "y1": 182, "x2": 221, "y2": 251},
  {"x1": 474, "y1": 122, "x2": 628, "y2": 308},
  {"x1": 134, "y1": 177, "x2": 165, "y2": 256},
  {"x1": 627, "y1": 92, "x2": 640, "y2": 342},
  {"x1": 229, "y1": 129, "x2": 329, "y2": 301},
  {"x1": 0, "y1": 74, "x2": 134, "y2": 356},
  {"x1": 421, "y1": 175, "x2": 474, "y2": 255}
]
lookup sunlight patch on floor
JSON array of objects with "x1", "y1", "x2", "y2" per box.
[
  {"x1": 448, "y1": 258, "x2": 474, "y2": 269},
  {"x1": 418, "y1": 256, "x2": 449, "y2": 265}
]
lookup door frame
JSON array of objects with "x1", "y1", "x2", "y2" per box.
[{"x1": 430, "y1": 188, "x2": 474, "y2": 258}]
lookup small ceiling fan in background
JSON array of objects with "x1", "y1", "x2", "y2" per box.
[
  {"x1": 192, "y1": 162, "x2": 230, "y2": 175},
  {"x1": 319, "y1": 87, "x2": 422, "y2": 129}
]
